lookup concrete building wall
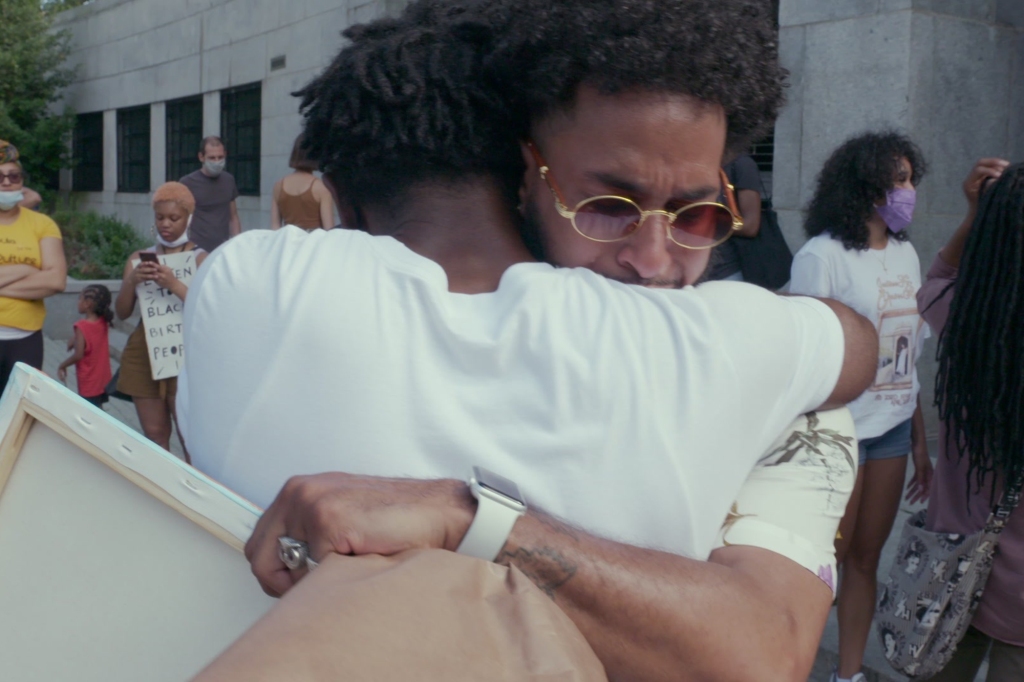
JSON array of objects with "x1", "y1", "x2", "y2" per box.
[
  {"x1": 54, "y1": 0, "x2": 409, "y2": 234},
  {"x1": 776, "y1": 0, "x2": 1024, "y2": 436}
]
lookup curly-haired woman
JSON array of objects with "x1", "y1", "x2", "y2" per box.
[
  {"x1": 115, "y1": 182, "x2": 206, "y2": 461},
  {"x1": 789, "y1": 131, "x2": 933, "y2": 682}
]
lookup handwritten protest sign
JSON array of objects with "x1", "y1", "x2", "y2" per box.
[{"x1": 134, "y1": 251, "x2": 196, "y2": 380}]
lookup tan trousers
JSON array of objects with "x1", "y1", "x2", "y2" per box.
[{"x1": 929, "y1": 627, "x2": 1024, "y2": 682}]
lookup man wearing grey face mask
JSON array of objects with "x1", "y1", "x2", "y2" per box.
[{"x1": 179, "y1": 136, "x2": 241, "y2": 252}]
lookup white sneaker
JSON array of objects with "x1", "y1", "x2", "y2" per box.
[{"x1": 829, "y1": 671, "x2": 867, "y2": 682}]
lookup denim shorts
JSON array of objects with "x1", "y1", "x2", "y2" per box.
[{"x1": 858, "y1": 418, "x2": 912, "y2": 466}]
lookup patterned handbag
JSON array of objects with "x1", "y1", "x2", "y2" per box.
[{"x1": 875, "y1": 474, "x2": 1023, "y2": 679}]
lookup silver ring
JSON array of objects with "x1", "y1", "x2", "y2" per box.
[{"x1": 278, "y1": 536, "x2": 310, "y2": 571}]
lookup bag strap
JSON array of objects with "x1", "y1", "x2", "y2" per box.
[{"x1": 985, "y1": 471, "x2": 1024, "y2": 534}]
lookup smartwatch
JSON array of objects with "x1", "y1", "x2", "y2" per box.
[{"x1": 456, "y1": 466, "x2": 527, "y2": 562}]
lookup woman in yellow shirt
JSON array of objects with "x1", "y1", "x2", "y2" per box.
[{"x1": 0, "y1": 141, "x2": 67, "y2": 389}]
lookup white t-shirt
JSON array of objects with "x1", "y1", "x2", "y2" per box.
[
  {"x1": 789, "y1": 233, "x2": 928, "y2": 440},
  {"x1": 179, "y1": 227, "x2": 844, "y2": 560}
]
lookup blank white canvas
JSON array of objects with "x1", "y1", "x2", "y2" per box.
[{"x1": 0, "y1": 391, "x2": 275, "y2": 680}]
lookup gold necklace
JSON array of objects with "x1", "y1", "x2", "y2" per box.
[
  {"x1": 872, "y1": 236, "x2": 890, "y2": 272},
  {"x1": 876, "y1": 246, "x2": 888, "y2": 272}
]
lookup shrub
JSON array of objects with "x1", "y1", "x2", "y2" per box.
[{"x1": 52, "y1": 209, "x2": 149, "y2": 280}]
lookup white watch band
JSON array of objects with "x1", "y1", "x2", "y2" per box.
[{"x1": 456, "y1": 470, "x2": 526, "y2": 562}]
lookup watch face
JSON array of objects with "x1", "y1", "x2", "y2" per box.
[{"x1": 473, "y1": 466, "x2": 525, "y2": 507}]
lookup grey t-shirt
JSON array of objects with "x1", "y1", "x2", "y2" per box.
[
  {"x1": 180, "y1": 169, "x2": 239, "y2": 252},
  {"x1": 706, "y1": 155, "x2": 762, "y2": 281}
]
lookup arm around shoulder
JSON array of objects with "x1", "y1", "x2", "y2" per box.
[
  {"x1": 813, "y1": 297, "x2": 877, "y2": 409},
  {"x1": 20, "y1": 188, "x2": 43, "y2": 210}
]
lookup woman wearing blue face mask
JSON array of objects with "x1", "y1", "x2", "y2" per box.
[
  {"x1": 0, "y1": 140, "x2": 67, "y2": 390},
  {"x1": 790, "y1": 131, "x2": 933, "y2": 682}
]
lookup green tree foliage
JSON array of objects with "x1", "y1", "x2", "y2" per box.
[
  {"x1": 52, "y1": 207, "x2": 149, "y2": 279},
  {"x1": 0, "y1": 0, "x2": 77, "y2": 186}
]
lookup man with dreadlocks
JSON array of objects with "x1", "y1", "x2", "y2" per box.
[
  {"x1": 917, "y1": 158, "x2": 1024, "y2": 681},
  {"x1": 181, "y1": 1, "x2": 877, "y2": 678}
]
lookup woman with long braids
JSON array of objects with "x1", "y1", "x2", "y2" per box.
[
  {"x1": 918, "y1": 158, "x2": 1023, "y2": 681},
  {"x1": 789, "y1": 131, "x2": 933, "y2": 682}
]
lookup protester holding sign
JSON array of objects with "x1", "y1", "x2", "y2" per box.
[{"x1": 115, "y1": 182, "x2": 206, "y2": 461}]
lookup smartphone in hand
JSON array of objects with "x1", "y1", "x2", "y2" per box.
[{"x1": 138, "y1": 252, "x2": 159, "y2": 264}]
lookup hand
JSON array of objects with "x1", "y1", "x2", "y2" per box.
[
  {"x1": 905, "y1": 442, "x2": 933, "y2": 505},
  {"x1": 57, "y1": 367, "x2": 67, "y2": 383},
  {"x1": 962, "y1": 158, "x2": 1010, "y2": 212},
  {"x1": 130, "y1": 262, "x2": 158, "y2": 287},
  {"x1": 244, "y1": 473, "x2": 475, "y2": 598},
  {"x1": 149, "y1": 264, "x2": 178, "y2": 290}
]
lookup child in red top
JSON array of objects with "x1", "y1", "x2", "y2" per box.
[{"x1": 58, "y1": 284, "x2": 113, "y2": 408}]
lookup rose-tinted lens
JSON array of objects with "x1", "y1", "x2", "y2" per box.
[
  {"x1": 671, "y1": 204, "x2": 734, "y2": 247},
  {"x1": 574, "y1": 197, "x2": 642, "y2": 240},
  {"x1": 0, "y1": 173, "x2": 23, "y2": 184}
]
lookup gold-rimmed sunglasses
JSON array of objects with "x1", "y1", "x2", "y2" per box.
[{"x1": 527, "y1": 142, "x2": 743, "y2": 250}]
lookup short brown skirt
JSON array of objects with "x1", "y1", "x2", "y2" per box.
[{"x1": 117, "y1": 323, "x2": 177, "y2": 401}]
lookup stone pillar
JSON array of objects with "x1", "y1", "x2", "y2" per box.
[
  {"x1": 775, "y1": 0, "x2": 1024, "y2": 436},
  {"x1": 102, "y1": 109, "x2": 117, "y2": 198},
  {"x1": 203, "y1": 92, "x2": 221, "y2": 139},
  {"x1": 150, "y1": 102, "x2": 167, "y2": 189}
]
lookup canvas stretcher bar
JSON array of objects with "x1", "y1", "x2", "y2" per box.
[{"x1": 0, "y1": 363, "x2": 275, "y2": 682}]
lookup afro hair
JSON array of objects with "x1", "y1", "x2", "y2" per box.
[
  {"x1": 295, "y1": 0, "x2": 524, "y2": 210},
  {"x1": 479, "y1": 0, "x2": 787, "y2": 154},
  {"x1": 152, "y1": 181, "x2": 197, "y2": 215},
  {"x1": 296, "y1": 0, "x2": 788, "y2": 209},
  {"x1": 804, "y1": 131, "x2": 927, "y2": 251}
]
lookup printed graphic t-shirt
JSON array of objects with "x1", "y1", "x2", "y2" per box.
[
  {"x1": 73, "y1": 318, "x2": 111, "y2": 398},
  {"x1": 0, "y1": 208, "x2": 63, "y2": 332},
  {"x1": 180, "y1": 170, "x2": 239, "y2": 252},
  {"x1": 790, "y1": 233, "x2": 927, "y2": 440},
  {"x1": 179, "y1": 227, "x2": 846, "y2": 561}
]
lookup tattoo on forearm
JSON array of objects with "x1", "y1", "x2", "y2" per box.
[{"x1": 496, "y1": 546, "x2": 577, "y2": 599}]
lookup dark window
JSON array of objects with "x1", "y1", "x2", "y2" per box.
[
  {"x1": 166, "y1": 96, "x2": 203, "y2": 182},
  {"x1": 72, "y1": 112, "x2": 104, "y2": 192},
  {"x1": 749, "y1": 132, "x2": 774, "y2": 173},
  {"x1": 117, "y1": 106, "x2": 151, "y2": 193},
  {"x1": 221, "y1": 83, "x2": 262, "y2": 195}
]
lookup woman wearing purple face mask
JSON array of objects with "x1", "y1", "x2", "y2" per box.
[{"x1": 789, "y1": 131, "x2": 932, "y2": 682}]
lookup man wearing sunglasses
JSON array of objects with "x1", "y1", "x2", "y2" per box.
[{"x1": 181, "y1": 1, "x2": 877, "y2": 679}]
